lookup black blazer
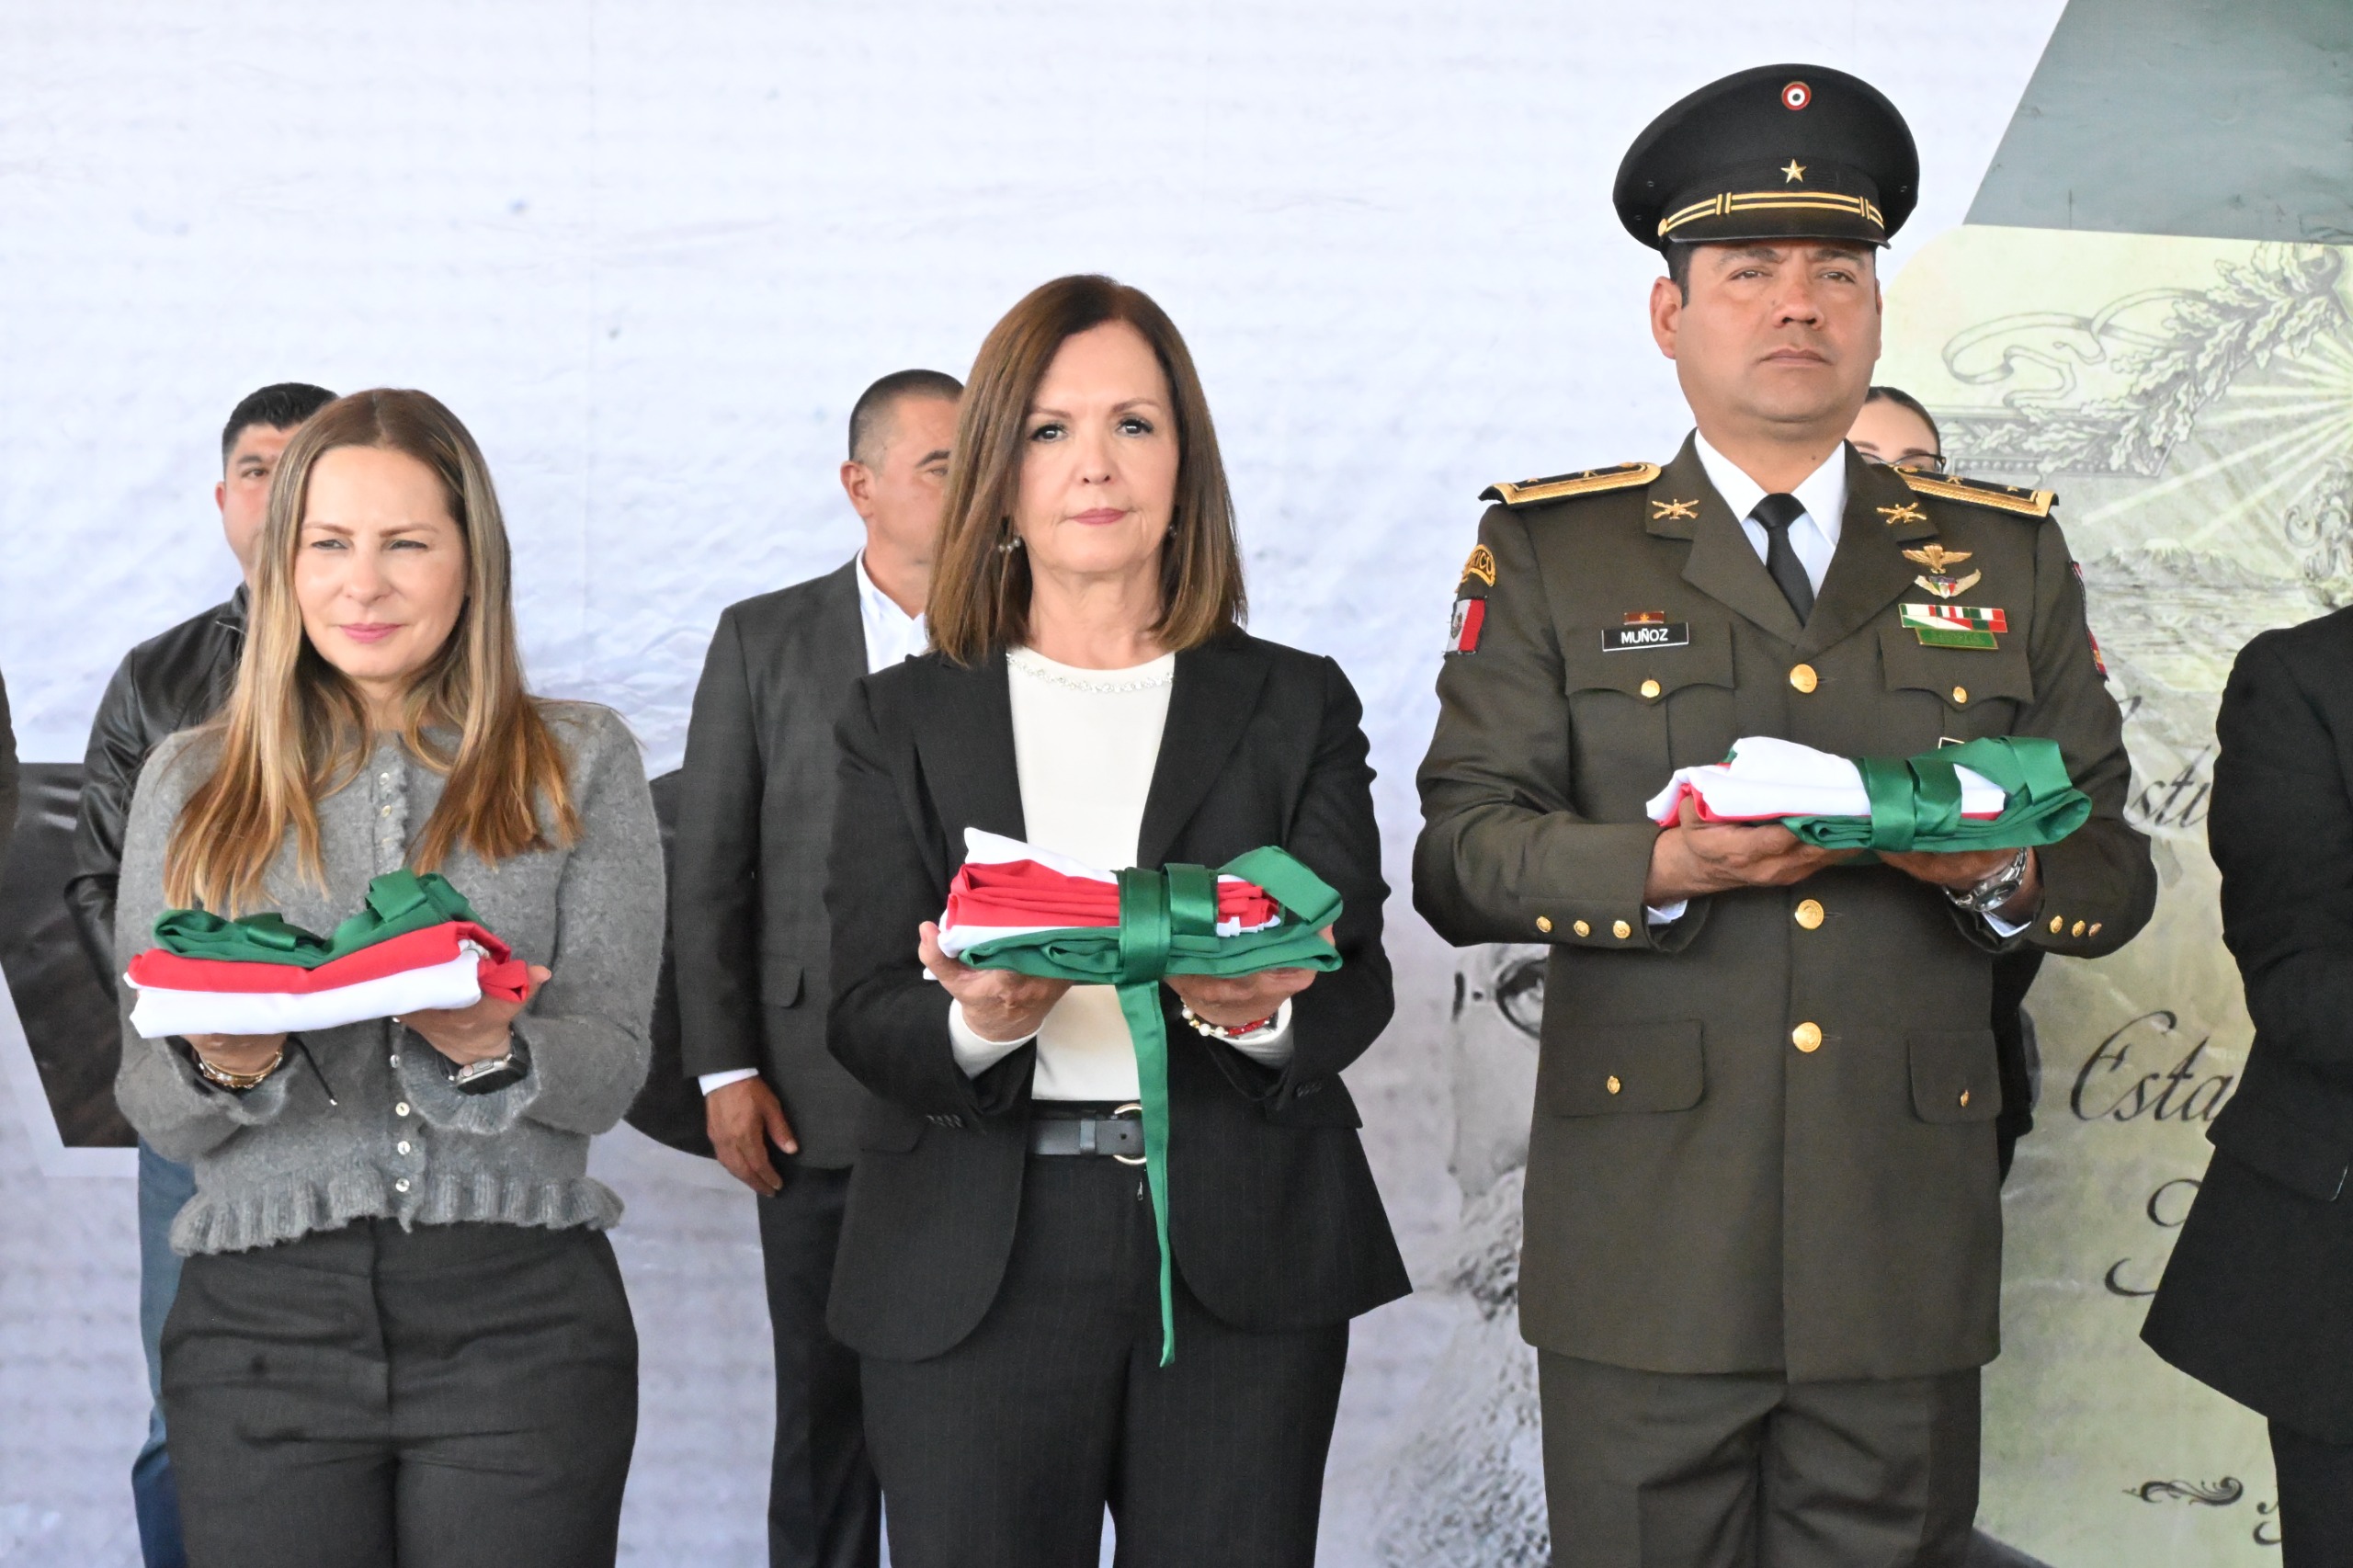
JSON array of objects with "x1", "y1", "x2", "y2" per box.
[
  {"x1": 822, "y1": 631, "x2": 1411, "y2": 1360},
  {"x1": 2144, "y1": 609, "x2": 2353, "y2": 1440},
  {"x1": 671, "y1": 560, "x2": 875, "y2": 1167}
]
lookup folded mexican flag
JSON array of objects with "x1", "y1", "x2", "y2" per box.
[
  {"x1": 126, "y1": 869, "x2": 528, "y2": 1040},
  {"x1": 940, "y1": 828, "x2": 1344, "y2": 1364},
  {"x1": 1644, "y1": 734, "x2": 2091, "y2": 853}
]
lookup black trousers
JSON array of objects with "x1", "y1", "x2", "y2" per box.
[
  {"x1": 756, "y1": 1162, "x2": 880, "y2": 1568},
  {"x1": 162, "y1": 1220, "x2": 638, "y2": 1568},
  {"x1": 860, "y1": 1153, "x2": 1349, "y2": 1568},
  {"x1": 1538, "y1": 1353, "x2": 1981, "y2": 1567},
  {"x1": 2273, "y1": 1420, "x2": 2353, "y2": 1565}
]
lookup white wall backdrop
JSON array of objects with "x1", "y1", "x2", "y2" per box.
[{"x1": 0, "y1": 4, "x2": 2068, "y2": 1562}]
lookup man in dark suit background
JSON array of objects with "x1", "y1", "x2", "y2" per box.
[{"x1": 672, "y1": 368, "x2": 961, "y2": 1568}]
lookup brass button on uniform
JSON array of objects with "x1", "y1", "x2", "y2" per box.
[
  {"x1": 2071, "y1": 919, "x2": 2086, "y2": 937},
  {"x1": 1793, "y1": 898, "x2": 1824, "y2": 930},
  {"x1": 1951, "y1": 686, "x2": 1969, "y2": 705},
  {"x1": 1791, "y1": 1021, "x2": 1823, "y2": 1053},
  {"x1": 1611, "y1": 919, "x2": 1633, "y2": 940},
  {"x1": 2048, "y1": 915, "x2": 2063, "y2": 934},
  {"x1": 1536, "y1": 915, "x2": 1552, "y2": 934},
  {"x1": 1959, "y1": 1088, "x2": 1972, "y2": 1108},
  {"x1": 2089, "y1": 922, "x2": 2103, "y2": 936},
  {"x1": 1789, "y1": 664, "x2": 1818, "y2": 694},
  {"x1": 1573, "y1": 920, "x2": 1591, "y2": 937},
  {"x1": 1606, "y1": 1075, "x2": 1622, "y2": 1096},
  {"x1": 1639, "y1": 678, "x2": 1662, "y2": 700}
]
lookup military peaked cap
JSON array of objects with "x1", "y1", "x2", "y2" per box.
[{"x1": 1614, "y1": 63, "x2": 1918, "y2": 252}]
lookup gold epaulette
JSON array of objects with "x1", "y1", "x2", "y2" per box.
[
  {"x1": 1481, "y1": 461, "x2": 1661, "y2": 507},
  {"x1": 1898, "y1": 468, "x2": 2056, "y2": 518}
]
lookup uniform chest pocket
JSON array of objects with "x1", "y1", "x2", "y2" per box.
[
  {"x1": 1562, "y1": 621, "x2": 1738, "y2": 812},
  {"x1": 1878, "y1": 625, "x2": 2035, "y2": 750}
]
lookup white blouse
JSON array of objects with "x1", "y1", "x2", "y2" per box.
[{"x1": 948, "y1": 645, "x2": 1294, "y2": 1098}]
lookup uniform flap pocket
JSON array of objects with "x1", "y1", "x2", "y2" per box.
[
  {"x1": 1561, "y1": 619, "x2": 1733, "y2": 701},
  {"x1": 758, "y1": 950, "x2": 804, "y2": 1007},
  {"x1": 856, "y1": 1098, "x2": 923, "y2": 1153},
  {"x1": 1878, "y1": 625, "x2": 2035, "y2": 709},
  {"x1": 1540, "y1": 1021, "x2": 1704, "y2": 1116},
  {"x1": 1909, "y1": 1029, "x2": 2002, "y2": 1123}
]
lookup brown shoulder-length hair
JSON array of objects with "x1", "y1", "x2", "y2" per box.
[
  {"x1": 165, "y1": 389, "x2": 579, "y2": 912},
  {"x1": 927, "y1": 275, "x2": 1247, "y2": 665}
]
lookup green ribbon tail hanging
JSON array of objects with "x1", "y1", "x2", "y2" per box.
[
  {"x1": 1114, "y1": 865, "x2": 1194, "y2": 1367},
  {"x1": 956, "y1": 848, "x2": 1347, "y2": 1368},
  {"x1": 1114, "y1": 979, "x2": 1179, "y2": 1368}
]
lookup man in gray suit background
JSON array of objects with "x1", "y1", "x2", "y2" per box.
[{"x1": 672, "y1": 368, "x2": 961, "y2": 1568}]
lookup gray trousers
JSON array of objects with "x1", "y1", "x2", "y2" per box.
[
  {"x1": 1539, "y1": 1353, "x2": 1981, "y2": 1568},
  {"x1": 163, "y1": 1219, "x2": 638, "y2": 1568}
]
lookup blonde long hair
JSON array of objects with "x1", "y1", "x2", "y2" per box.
[{"x1": 165, "y1": 389, "x2": 578, "y2": 912}]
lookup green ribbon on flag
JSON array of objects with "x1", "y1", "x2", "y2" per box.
[
  {"x1": 1782, "y1": 736, "x2": 2091, "y2": 853},
  {"x1": 956, "y1": 847, "x2": 1344, "y2": 1366},
  {"x1": 150, "y1": 869, "x2": 484, "y2": 967}
]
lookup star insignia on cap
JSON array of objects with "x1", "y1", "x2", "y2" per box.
[
  {"x1": 1878, "y1": 501, "x2": 1928, "y2": 526},
  {"x1": 1650, "y1": 497, "x2": 1699, "y2": 520},
  {"x1": 1780, "y1": 159, "x2": 1807, "y2": 184}
]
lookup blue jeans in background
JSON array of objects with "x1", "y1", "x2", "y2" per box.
[{"x1": 135, "y1": 1139, "x2": 194, "y2": 1568}]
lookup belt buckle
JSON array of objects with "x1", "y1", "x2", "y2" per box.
[{"x1": 1111, "y1": 1101, "x2": 1146, "y2": 1165}]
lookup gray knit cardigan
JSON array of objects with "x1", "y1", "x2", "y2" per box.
[{"x1": 114, "y1": 703, "x2": 662, "y2": 1256}]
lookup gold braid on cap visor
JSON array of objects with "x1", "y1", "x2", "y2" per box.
[{"x1": 1656, "y1": 190, "x2": 1886, "y2": 238}]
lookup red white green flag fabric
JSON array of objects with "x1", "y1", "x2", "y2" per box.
[
  {"x1": 938, "y1": 828, "x2": 1345, "y2": 1365},
  {"x1": 125, "y1": 869, "x2": 527, "y2": 1040},
  {"x1": 939, "y1": 831, "x2": 1285, "y2": 959},
  {"x1": 1643, "y1": 734, "x2": 2092, "y2": 854}
]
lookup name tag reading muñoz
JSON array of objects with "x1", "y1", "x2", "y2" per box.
[{"x1": 1602, "y1": 622, "x2": 1689, "y2": 652}]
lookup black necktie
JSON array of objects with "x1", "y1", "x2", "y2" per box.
[{"x1": 1750, "y1": 493, "x2": 1815, "y2": 622}]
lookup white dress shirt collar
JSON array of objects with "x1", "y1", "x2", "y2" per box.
[
  {"x1": 854, "y1": 551, "x2": 927, "y2": 675},
  {"x1": 1691, "y1": 431, "x2": 1848, "y2": 546}
]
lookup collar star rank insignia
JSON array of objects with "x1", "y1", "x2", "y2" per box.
[
  {"x1": 1878, "y1": 501, "x2": 1927, "y2": 526},
  {"x1": 1651, "y1": 497, "x2": 1699, "y2": 520}
]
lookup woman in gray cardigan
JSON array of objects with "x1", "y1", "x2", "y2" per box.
[{"x1": 113, "y1": 390, "x2": 662, "y2": 1568}]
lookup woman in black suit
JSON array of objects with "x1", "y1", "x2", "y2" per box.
[
  {"x1": 821, "y1": 274, "x2": 1408, "y2": 1568},
  {"x1": 2144, "y1": 608, "x2": 2353, "y2": 1563}
]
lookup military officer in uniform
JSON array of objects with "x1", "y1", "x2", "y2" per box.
[{"x1": 1415, "y1": 64, "x2": 2156, "y2": 1564}]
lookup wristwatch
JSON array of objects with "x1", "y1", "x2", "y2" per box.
[
  {"x1": 1947, "y1": 847, "x2": 2033, "y2": 917},
  {"x1": 448, "y1": 1035, "x2": 532, "y2": 1096}
]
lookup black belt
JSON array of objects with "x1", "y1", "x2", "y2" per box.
[{"x1": 1029, "y1": 1102, "x2": 1145, "y2": 1162}]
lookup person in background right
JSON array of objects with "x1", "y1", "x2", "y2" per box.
[
  {"x1": 1849, "y1": 384, "x2": 2042, "y2": 1179},
  {"x1": 2143, "y1": 611, "x2": 2353, "y2": 1564}
]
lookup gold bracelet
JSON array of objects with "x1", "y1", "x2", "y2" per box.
[{"x1": 194, "y1": 1045, "x2": 285, "y2": 1092}]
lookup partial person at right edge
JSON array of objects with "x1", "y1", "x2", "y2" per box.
[
  {"x1": 1850, "y1": 384, "x2": 2045, "y2": 1180},
  {"x1": 2143, "y1": 610, "x2": 2353, "y2": 1565},
  {"x1": 671, "y1": 367, "x2": 962, "y2": 1568},
  {"x1": 824, "y1": 275, "x2": 1408, "y2": 1568}
]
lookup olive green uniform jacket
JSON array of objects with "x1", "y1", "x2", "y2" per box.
[{"x1": 1415, "y1": 435, "x2": 2155, "y2": 1381}]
